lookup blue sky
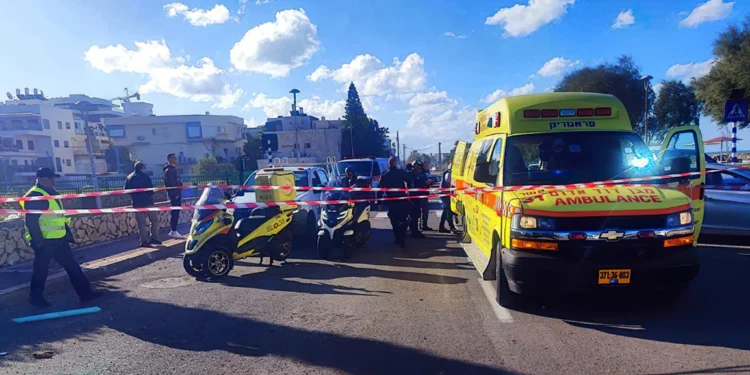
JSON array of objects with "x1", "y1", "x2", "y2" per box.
[{"x1": 1, "y1": 0, "x2": 747, "y2": 152}]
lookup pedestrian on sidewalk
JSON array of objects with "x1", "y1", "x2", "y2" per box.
[
  {"x1": 20, "y1": 167, "x2": 102, "y2": 308},
  {"x1": 125, "y1": 161, "x2": 162, "y2": 247},
  {"x1": 439, "y1": 165, "x2": 458, "y2": 233},
  {"x1": 380, "y1": 157, "x2": 410, "y2": 247},
  {"x1": 163, "y1": 153, "x2": 185, "y2": 239}
]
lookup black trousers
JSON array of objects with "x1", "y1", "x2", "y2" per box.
[
  {"x1": 30, "y1": 240, "x2": 91, "y2": 298},
  {"x1": 387, "y1": 201, "x2": 409, "y2": 243},
  {"x1": 440, "y1": 197, "x2": 456, "y2": 230},
  {"x1": 169, "y1": 196, "x2": 181, "y2": 231},
  {"x1": 409, "y1": 198, "x2": 423, "y2": 233}
]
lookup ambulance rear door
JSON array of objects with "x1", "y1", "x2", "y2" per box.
[{"x1": 450, "y1": 141, "x2": 468, "y2": 215}]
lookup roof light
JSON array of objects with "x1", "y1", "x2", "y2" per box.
[
  {"x1": 524, "y1": 109, "x2": 541, "y2": 118},
  {"x1": 559, "y1": 109, "x2": 576, "y2": 117},
  {"x1": 595, "y1": 107, "x2": 612, "y2": 116},
  {"x1": 577, "y1": 108, "x2": 594, "y2": 117},
  {"x1": 494, "y1": 112, "x2": 501, "y2": 127},
  {"x1": 541, "y1": 109, "x2": 558, "y2": 118}
]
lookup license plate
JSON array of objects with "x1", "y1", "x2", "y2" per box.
[{"x1": 598, "y1": 269, "x2": 631, "y2": 285}]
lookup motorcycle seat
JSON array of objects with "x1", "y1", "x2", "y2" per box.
[{"x1": 234, "y1": 216, "x2": 267, "y2": 235}]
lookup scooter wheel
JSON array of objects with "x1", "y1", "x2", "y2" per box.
[
  {"x1": 342, "y1": 237, "x2": 355, "y2": 259},
  {"x1": 317, "y1": 235, "x2": 331, "y2": 260},
  {"x1": 183, "y1": 254, "x2": 206, "y2": 278},
  {"x1": 205, "y1": 247, "x2": 233, "y2": 278}
]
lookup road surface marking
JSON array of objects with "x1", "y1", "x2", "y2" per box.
[{"x1": 478, "y1": 279, "x2": 514, "y2": 323}]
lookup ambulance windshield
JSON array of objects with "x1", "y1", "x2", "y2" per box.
[{"x1": 503, "y1": 132, "x2": 657, "y2": 186}]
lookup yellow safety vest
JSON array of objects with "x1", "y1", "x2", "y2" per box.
[{"x1": 20, "y1": 186, "x2": 70, "y2": 241}]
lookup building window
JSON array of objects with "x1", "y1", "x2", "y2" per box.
[
  {"x1": 28, "y1": 140, "x2": 34, "y2": 150},
  {"x1": 64, "y1": 141, "x2": 69, "y2": 148},
  {"x1": 66, "y1": 159, "x2": 72, "y2": 167},
  {"x1": 11, "y1": 159, "x2": 18, "y2": 166},
  {"x1": 305, "y1": 142, "x2": 311, "y2": 148},
  {"x1": 108, "y1": 125, "x2": 126, "y2": 138},
  {"x1": 152, "y1": 128, "x2": 157, "y2": 135},
  {"x1": 186, "y1": 122, "x2": 202, "y2": 139},
  {"x1": 57, "y1": 121, "x2": 62, "y2": 129},
  {"x1": 43, "y1": 119, "x2": 50, "y2": 129},
  {"x1": 217, "y1": 126, "x2": 226, "y2": 134},
  {"x1": 54, "y1": 140, "x2": 60, "y2": 147},
  {"x1": 55, "y1": 157, "x2": 62, "y2": 172},
  {"x1": 15, "y1": 140, "x2": 23, "y2": 149},
  {"x1": 65, "y1": 122, "x2": 71, "y2": 129},
  {"x1": 24, "y1": 160, "x2": 28, "y2": 165}
]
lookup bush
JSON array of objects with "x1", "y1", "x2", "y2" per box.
[{"x1": 192, "y1": 156, "x2": 237, "y2": 177}]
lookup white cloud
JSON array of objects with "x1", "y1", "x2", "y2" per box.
[
  {"x1": 611, "y1": 9, "x2": 635, "y2": 29},
  {"x1": 485, "y1": 0, "x2": 576, "y2": 38},
  {"x1": 443, "y1": 31, "x2": 467, "y2": 39},
  {"x1": 306, "y1": 53, "x2": 426, "y2": 96},
  {"x1": 230, "y1": 8, "x2": 319, "y2": 78},
  {"x1": 256, "y1": 0, "x2": 271, "y2": 4},
  {"x1": 213, "y1": 87, "x2": 244, "y2": 109},
  {"x1": 665, "y1": 59, "x2": 716, "y2": 83},
  {"x1": 84, "y1": 40, "x2": 238, "y2": 105},
  {"x1": 536, "y1": 57, "x2": 581, "y2": 77},
  {"x1": 482, "y1": 83, "x2": 535, "y2": 103},
  {"x1": 652, "y1": 82, "x2": 664, "y2": 95},
  {"x1": 238, "y1": 0, "x2": 248, "y2": 15},
  {"x1": 405, "y1": 91, "x2": 475, "y2": 143},
  {"x1": 164, "y1": 3, "x2": 232, "y2": 26},
  {"x1": 680, "y1": 0, "x2": 734, "y2": 28},
  {"x1": 242, "y1": 93, "x2": 347, "y2": 119}
]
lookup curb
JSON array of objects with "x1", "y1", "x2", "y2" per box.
[{"x1": 0, "y1": 239, "x2": 186, "y2": 299}]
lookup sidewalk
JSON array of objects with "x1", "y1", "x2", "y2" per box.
[{"x1": 0, "y1": 224, "x2": 189, "y2": 298}]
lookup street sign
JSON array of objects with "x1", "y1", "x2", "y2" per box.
[{"x1": 724, "y1": 99, "x2": 747, "y2": 123}]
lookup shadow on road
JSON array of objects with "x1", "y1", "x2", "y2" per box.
[
  {"x1": 0, "y1": 286, "x2": 516, "y2": 375},
  {"x1": 647, "y1": 365, "x2": 750, "y2": 374},
  {"x1": 513, "y1": 245, "x2": 750, "y2": 352}
]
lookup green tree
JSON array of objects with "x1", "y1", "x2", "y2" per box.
[
  {"x1": 555, "y1": 56, "x2": 654, "y2": 136},
  {"x1": 694, "y1": 16, "x2": 750, "y2": 128},
  {"x1": 242, "y1": 129, "x2": 264, "y2": 171},
  {"x1": 192, "y1": 156, "x2": 236, "y2": 177},
  {"x1": 651, "y1": 80, "x2": 701, "y2": 144},
  {"x1": 341, "y1": 83, "x2": 390, "y2": 157}
]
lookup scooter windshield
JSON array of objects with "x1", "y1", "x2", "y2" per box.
[{"x1": 194, "y1": 187, "x2": 226, "y2": 221}]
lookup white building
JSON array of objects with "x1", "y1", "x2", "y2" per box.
[{"x1": 104, "y1": 113, "x2": 246, "y2": 176}]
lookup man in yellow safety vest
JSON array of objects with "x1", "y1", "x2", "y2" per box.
[{"x1": 21, "y1": 167, "x2": 101, "y2": 308}]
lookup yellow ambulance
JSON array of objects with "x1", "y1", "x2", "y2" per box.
[{"x1": 450, "y1": 92, "x2": 704, "y2": 307}]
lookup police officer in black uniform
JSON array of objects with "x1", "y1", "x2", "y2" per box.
[
  {"x1": 379, "y1": 157, "x2": 410, "y2": 247},
  {"x1": 407, "y1": 161, "x2": 427, "y2": 238}
]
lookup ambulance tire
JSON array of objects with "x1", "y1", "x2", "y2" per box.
[{"x1": 495, "y1": 243, "x2": 517, "y2": 309}]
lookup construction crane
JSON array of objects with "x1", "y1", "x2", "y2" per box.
[{"x1": 111, "y1": 88, "x2": 140, "y2": 103}]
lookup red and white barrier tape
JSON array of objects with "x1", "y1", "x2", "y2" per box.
[
  {"x1": 0, "y1": 193, "x2": 453, "y2": 215},
  {"x1": 1, "y1": 166, "x2": 748, "y2": 204}
]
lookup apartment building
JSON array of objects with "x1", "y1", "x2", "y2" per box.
[{"x1": 104, "y1": 113, "x2": 246, "y2": 175}]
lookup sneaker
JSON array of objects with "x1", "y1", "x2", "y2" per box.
[
  {"x1": 422, "y1": 226, "x2": 435, "y2": 231},
  {"x1": 29, "y1": 296, "x2": 51, "y2": 308},
  {"x1": 80, "y1": 291, "x2": 103, "y2": 304},
  {"x1": 140, "y1": 242, "x2": 152, "y2": 248},
  {"x1": 439, "y1": 228, "x2": 450, "y2": 233},
  {"x1": 169, "y1": 231, "x2": 186, "y2": 239},
  {"x1": 150, "y1": 238, "x2": 162, "y2": 245}
]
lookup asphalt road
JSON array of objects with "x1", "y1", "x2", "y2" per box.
[{"x1": 1, "y1": 209, "x2": 749, "y2": 375}]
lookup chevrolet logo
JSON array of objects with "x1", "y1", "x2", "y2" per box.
[{"x1": 600, "y1": 230, "x2": 625, "y2": 241}]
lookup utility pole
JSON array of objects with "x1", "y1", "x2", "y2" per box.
[
  {"x1": 0, "y1": 157, "x2": 8, "y2": 191},
  {"x1": 438, "y1": 142, "x2": 442, "y2": 169},
  {"x1": 403, "y1": 144, "x2": 407, "y2": 163},
  {"x1": 396, "y1": 131, "x2": 400, "y2": 160},
  {"x1": 640, "y1": 75, "x2": 653, "y2": 144},
  {"x1": 84, "y1": 120, "x2": 102, "y2": 208}
]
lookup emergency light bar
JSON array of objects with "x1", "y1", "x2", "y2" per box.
[{"x1": 523, "y1": 107, "x2": 612, "y2": 119}]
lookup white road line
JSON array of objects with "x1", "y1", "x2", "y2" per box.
[{"x1": 478, "y1": 279, "x2": 514, "y2": 323}]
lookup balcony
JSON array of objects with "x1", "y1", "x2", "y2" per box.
[{"x1": 0, "y1": 145, "x2": 46, "y2": 158}]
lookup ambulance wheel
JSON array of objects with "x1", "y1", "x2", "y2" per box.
[
  {"x1": 204, "y1": 247, "x2": 233, "y2": 279},
  {"x1": 317, "y1": 235, "x2": 332, "y2": 260},
  {"x1": 495, "y1": 243, "x2": 517, "y2": 309},
  {"x1": 183, "y1": 254, "x2": 206, "y2": 278}
]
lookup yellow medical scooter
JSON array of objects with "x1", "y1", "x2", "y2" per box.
[{"x1": 183, "y1": 169, "x2": 298, "y2": 279}]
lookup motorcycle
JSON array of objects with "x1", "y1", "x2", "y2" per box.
[
  {"x1": 183, "y1": 169, "x2": 298, "y2": 279},
  {"x1": 317, "y1": 177, "x2": 372, "y2": 259}
]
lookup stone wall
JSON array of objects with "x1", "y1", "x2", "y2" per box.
[{"x1": 0, "y1": 199, "x2": 196, "y2": 268}]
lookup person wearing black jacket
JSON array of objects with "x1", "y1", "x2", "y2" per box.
[
  {"x1": 344, "y1": 167, "x2": 358, "y2": 187},
  {"x1": 125, "y1": 162, "x2": 162, "y2": 247},
  {"x1": 23, "y1": 168, "x2": 101, "y2": 308},
  {"x1": 163, "y1": 153, "x2": 185, "y2": 238},
  {"x1": 379, "y1": 157, "x2": 410, "y2": 247}
]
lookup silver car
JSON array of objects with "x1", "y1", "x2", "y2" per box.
[{"x1": 702, "y1": 163, "x2": 750, "y2": 236}]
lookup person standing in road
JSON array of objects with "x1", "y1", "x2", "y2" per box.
[
  {"x1": 164, "y1": 153, "x2": 185, "y2": 238},
  {"x1": 379, "y1": 157, "x2": 410, "y2": 247},
  {"x1": 439, "y1": 165, "x2": 458, "y2": 233},
  {"x1": 410, "y1": 161, "x2": 432, "y2": 235},
  {"x1": 125, "y1": 161, "x2": 162, "y2": 247},
  {"x1": 21, "y1": 167, "x2": 102, "y2": 308}
]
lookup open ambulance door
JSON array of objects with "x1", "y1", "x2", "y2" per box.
[
  {"x1": 657, "y1": 125, "x2": 705, "y2": 244},
  {"x1": 450, "y1": 141, "x2": 468, "y2": 216}
]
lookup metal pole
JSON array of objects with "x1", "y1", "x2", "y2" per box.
[
  {"x1": 84, "y1": 114, "x2": 102, "y2": 208},
  {"x1": 644, "y1": 82, "x2": 648, "y2": 143},
  {"x1": 349, "y1": 126, "x2": 354, "y2": 158},
  {"x1": 732, "y1": 122, "x2": 738, "y2": 163},
  {"x1": 267, "y1": 139, "x2": 272, "y2": 168},
  {"x1": 0, "y1": 157, "x2": 8, "y2": 191},
  {"x1": 396, "y1": 131, "x2": 400, "y2": 160},
  {"x1": 438, "y1": 142, "x2": 442, "y2": 169},
  {"x1": 403, "y1": 144, "x2": 407, "y2": 163},
  {"x1": 114, "y1": 142, "x2": 122, "y2": 174}
]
